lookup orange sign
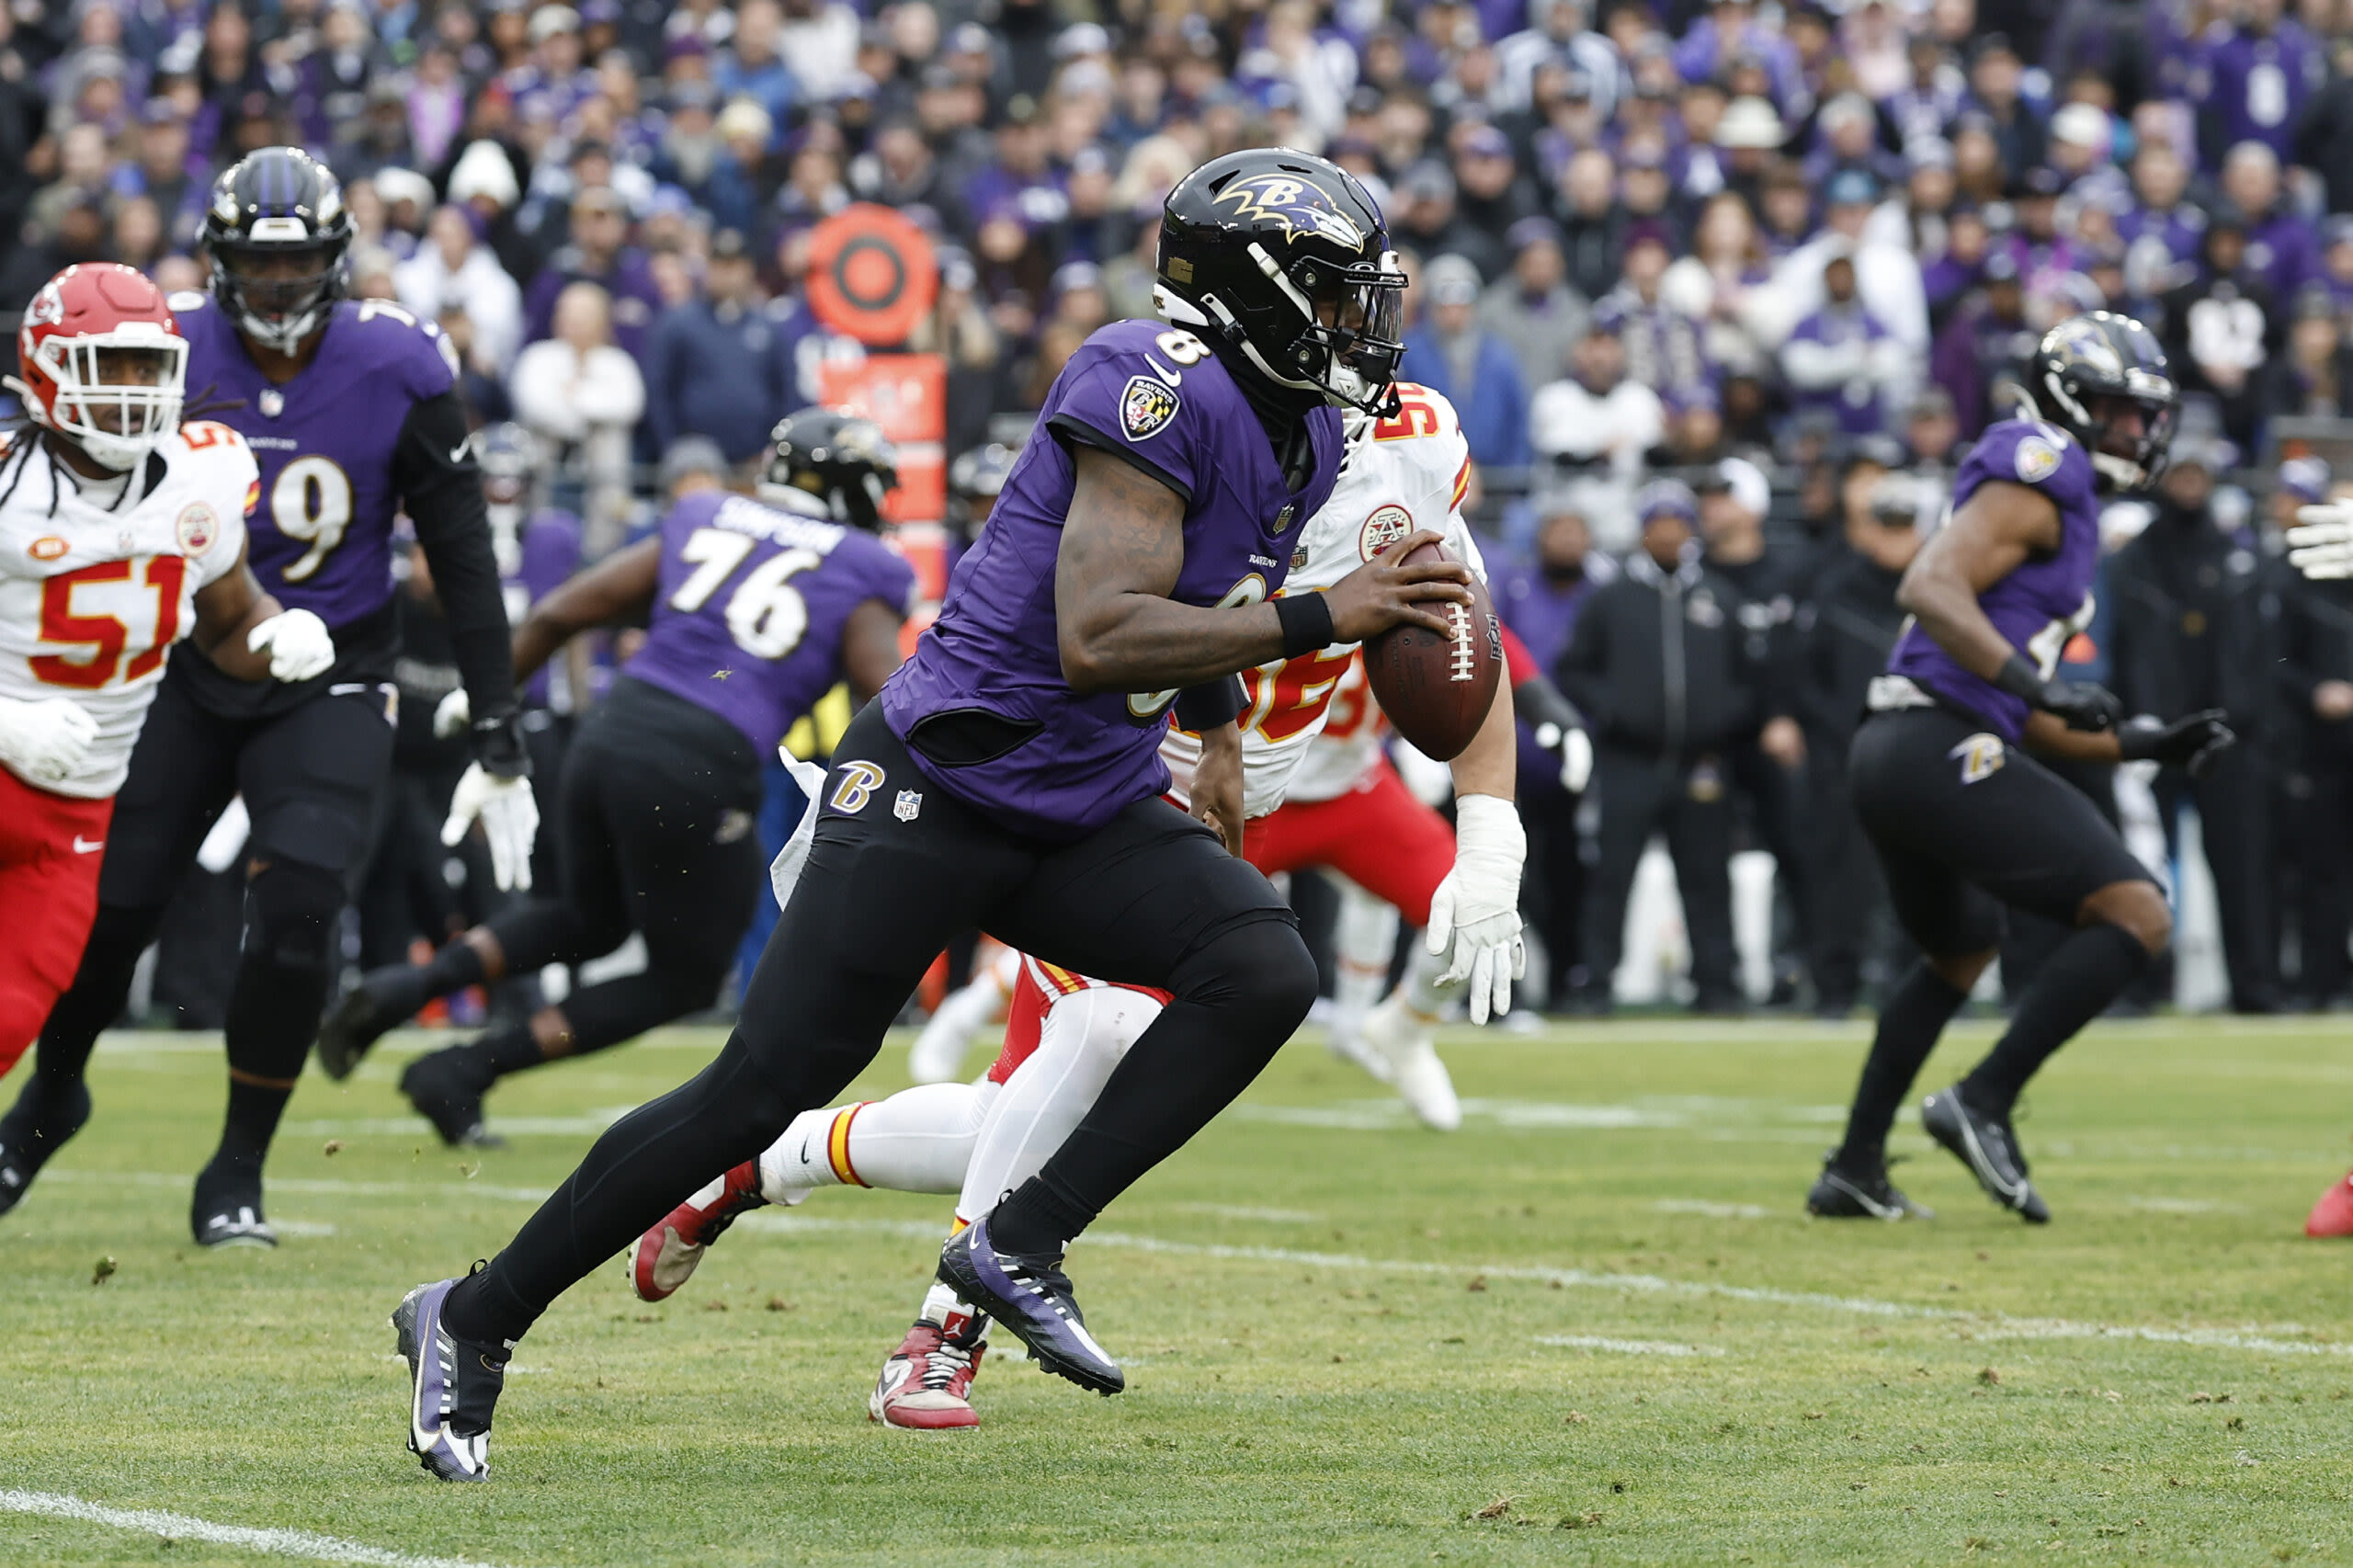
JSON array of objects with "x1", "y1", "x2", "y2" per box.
[{"x1": 804, "y1": 205, "x2": 938, "y2": 347}]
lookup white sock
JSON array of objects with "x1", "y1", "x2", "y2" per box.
[
  {"x1": 956, "y1": 985, "x2": 1164, "y2": 1223},
  {"x1": 1402, "y1": 940, "x2": 1456, "y2": 1022},
  {"x1": 757, "y1": 1083, "x2": 999, "y2": 1200},
  {"x1": 1331, "y1": 875, "x2": 1400, "y2": 1026}
]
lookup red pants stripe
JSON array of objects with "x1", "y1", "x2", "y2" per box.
[{"x1": 0, "y1": 767, "x2": 114, "y2": 1076}]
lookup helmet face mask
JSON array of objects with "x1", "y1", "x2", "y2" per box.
[
  {"x1": 1155, "y1": 150, "x2": 1408, "y2": 415},
  {"x1": 203, "y1": 149, "x2": 355, "y2": 356},
  {"x1": 8, "y1": 266, "x2": 188, "y2": 473},
  {"x1": 2027, "y1": 312, "x2": 2177, "y2": 493}
]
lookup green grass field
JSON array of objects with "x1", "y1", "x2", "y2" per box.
[{"x1": 3, "y1": 1016, "x2": 2351, "y2": 1566}]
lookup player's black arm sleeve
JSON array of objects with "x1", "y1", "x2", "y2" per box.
[
  {"x1": 1174, "y1": 676, "x2": 1245, "y2": 730},
  {"x1": 393, "y1": 391, "x2": 518, "y2": 724}
]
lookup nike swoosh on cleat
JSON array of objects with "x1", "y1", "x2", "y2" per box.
[
  {"x1": 450, "y1": 439, "x2": 472, "y2": 464},
  {"x1": 1826, "y1": 1175, "x2": 1903, "y2": 1220}
]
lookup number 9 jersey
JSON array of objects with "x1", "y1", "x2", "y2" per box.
[
  {"x1": 1160, "y1": 382, "x2": 1483, "y2": 818},
  {"x1": 169, "y1": 290, "x2": 461, "y2": 711},
  {"x1": 0, "y1": 423, "x2": 255, "y2": 797}
]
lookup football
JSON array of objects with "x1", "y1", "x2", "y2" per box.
[{"x1": 1362, "y1": 539, "x2": 1503, "y2": 762}]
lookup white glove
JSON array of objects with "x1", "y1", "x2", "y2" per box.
[
  {"x1": 767, "y1": 756, "x2": 831, "y2": 911},
  {"x1": 245, "y1": 608, "x2": 335, "y2": 682},
  {"x1": 441, "y1": 762, "x2": 540, "y2": 891},
  {"x1": 432, "y1": 687, "x2": 472, "y2": 740},
  {"x1": 2290, "y1": 503, "x2": 2353, "y2": 579},
  {"x1": 1425, "y1": 792, "x2": 1527, "y2": 1025},
  {"x1": 0, "y1": 695, "x2": 98, "y2": 788}
]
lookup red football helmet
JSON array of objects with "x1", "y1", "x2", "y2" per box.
[{"x1": 8, "y1": 264, "x2": 188, "y2": 472}]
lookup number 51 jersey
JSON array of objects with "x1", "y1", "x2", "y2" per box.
[
  {"x1": 171, "y1": 292, "x2": 460, "y2": 705},
  {"x1": 625, "y1": 486, "x2": 917, "y2": 758},
  {"x1": 0, "y1": 424, "x2": 256, "y2": 798}
]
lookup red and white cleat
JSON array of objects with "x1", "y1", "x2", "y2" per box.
[
  {"x1": 870, "y1": 1283, "x2": 988, "y2": 1430},
  {"x1": 2307, "y1": 1170, "x2": 2353, "y2": 1237},
  {"x1": 631, "y1": 1160, "x2": 767, "y2": 1301}
]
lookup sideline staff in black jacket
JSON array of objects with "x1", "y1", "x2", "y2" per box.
[{"x1": 1557, "y1": 480, "x2": 1758, "y2": 1013}]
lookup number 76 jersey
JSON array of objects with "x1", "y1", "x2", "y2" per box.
[
  {"x1": 625, "y1": 486, "x2": 916, "y2": 757},
  {"x1": 1161, "y1": 382, "x2": 1485, "y2": 818},
  {"x1": 0, "y1": 424, "x2": 255, "y2": 798}
]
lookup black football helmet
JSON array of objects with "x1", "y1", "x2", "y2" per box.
[
  {"x1": 2023, "y1": 311, "x2": 2177, "y2": 492},
  {"x1": 761, "y1": 408, "x2": 899, "y2": 530},
  {"x1": 202, "y1": 147, "x2": 356, "y2": 355},
  {"x1": 1155, "y1": 147, "x2": 1406, "y2": 415}
]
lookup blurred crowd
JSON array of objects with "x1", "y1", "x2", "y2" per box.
[{"x1": 3, "y1": 0, "x2": 2351, "y2": 1016}]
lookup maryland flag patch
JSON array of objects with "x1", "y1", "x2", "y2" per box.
[{"x1": 1120, "y1": 375, "x2": 1181, "y2": 442}]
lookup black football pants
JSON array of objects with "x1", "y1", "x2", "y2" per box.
[{"x1": 461, "y1": 701, "x2": 1315, "y2": 1338}]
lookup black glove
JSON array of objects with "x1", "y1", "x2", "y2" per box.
[
  {"x1": 470, "y1": 710, "x2": 533, "y2": 780},
  {"x1": 2117, "y1": 710, "x2": 2235, "y2": 777},
  {"x1": 1993, "y1": 653, "x2": 2122, "y2": 733}
]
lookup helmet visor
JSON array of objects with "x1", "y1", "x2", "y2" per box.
[
  {"x1": 215, "y1": 242, "x2": 344, "y2": 333},
  {"x1": 1294, "y1": 252, "x2": 1406, "y2": 409}
]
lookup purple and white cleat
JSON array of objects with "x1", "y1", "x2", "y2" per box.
[
  {"x1": 391, "y1": 1277, "x2": 509, "y2": 1482},
  {"x1": 936, "y1": 1216, "x2": 1123, "y2": 1396}
]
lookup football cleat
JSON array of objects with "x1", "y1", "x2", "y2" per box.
[
  {"x1": 392, "y1": 1276, "x2": 508, "y2": 1482},
  {"x1": 870, "y1": 1283, "x2": 989, "y2": 1430},
  {"x1": 400, "y1": 1048, "x2": 505, "y2": 1148},
  {"x1": 631, "y1": 1160, "x2": 768, "y2": 1301},
  {"x1": 191, "y1": 1164, "x2": 277, "y2": 1248},
  {"x1": 938, "y1": 1215, "x2": 1123, "y2": 1396},
  {"x1": 1922, "y1": 1086, "x2": 2049, "y2": 1223},
  {"x1": 2305, "y1": 1171, "x2": 2353, "y2": 1238},
  {"x1": 316, "y1": 965, "x2": 433, "y2": 1081},
  {"x1": 1358, "y1": 995, "x2": 1460, "y2": 1131},
  {"x1": 1324, "y1": 1008, "x2": 1395, "y2": 1085},
  {"x1": 1805, "y1": 1152, "x2": 1934, "y2": 1221},
  {"x1": 0, "y1": 1076, "x2": 91, "y2": 1218}
]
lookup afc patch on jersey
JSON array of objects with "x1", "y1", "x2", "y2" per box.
[
  {"x1": 1120, "y1": 375, "x2": 1181, "y2": 442},
  {"x1": 1950, "y1": 733, "x2": 2006, "y2": 784},
  {"x1": 2014, "y1": 436, "x2": 2063, "y2": 484},
  {"x1": 1359, "y1": 502, "x2": 1413, "y2": 560}
]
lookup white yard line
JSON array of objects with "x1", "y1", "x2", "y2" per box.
[
  {"x1": 37, "y1": 1170, "x2": 2345, "y2": 1360},
  {"x1": 1653, "y1": 1199, "x2": 1775, "y2": 1220},
  {"x1": 0, "y1": 1490, "x2": 514, "y2": 1568},
  {"x1": 1537, "y1": 1335, "x2": 1725, "y2": 1358}
]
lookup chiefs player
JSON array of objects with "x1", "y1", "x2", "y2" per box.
[{"x1": 0, "y1": 264, "x2": 334, "y2": 1085}]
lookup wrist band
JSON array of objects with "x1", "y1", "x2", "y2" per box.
[
  {"x1": 1273, "y1": 592, "x2": 1336, "y2": 659},
  {"x1": 1991, "y1": 653, "x2": 2048, "y2": 704}
]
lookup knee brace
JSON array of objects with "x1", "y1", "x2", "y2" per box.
[{"x1": 241, "y1": 860, "x2": 348, "y2": 976}]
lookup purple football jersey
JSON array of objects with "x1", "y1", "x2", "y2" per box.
[
  {"x1": 1886, "y1": 418, "x2": 2102, "y2": 744},
  {"x1": 625, "y1": 487, "x2": 915, "y2": 757},
  {"x1": 880, "y1": 318, "x2": 1344, "y2": 840},
  {"x1": 498, "y1": 507, "x2": 583, "y2": 710},
  {"x1": 175, "y1": 292, "x2": 459, "y2": 627}
]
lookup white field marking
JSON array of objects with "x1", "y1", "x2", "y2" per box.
[
  {"x1": 1175, "y1": 1203, "x2": 1326, "y2": 1223},
  {"x1": 2121, "y1": 1196, "x2": 2244, "y2": 1215},
  {"x1": 1653, "y1": 1199, "x2": 1775, "y2": 1220},
  {"x1": 0, "y1": 1490, "x2": 516, "y2": 1568},
  {"x1": 270, "y1": 1220, "x2": 337, "y2": 1238},
  {"x1": 1228, "y1": 1098, "x2": 1692, "y2": 1132},
  {"x1": 1537, "y1": 1335, "x2": 1725, "y2": 1358},
  {"x1": 31, "y1": 1173, "x2": 2343, "y2": 1361}
]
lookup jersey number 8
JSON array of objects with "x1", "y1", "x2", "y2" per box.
[{"x1": 669, "y1": 528, "x2": 822, "y2": 659}]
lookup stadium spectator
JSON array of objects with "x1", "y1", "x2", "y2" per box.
[
  {"x1": 1530, "y1": 319, "x2": 1665, "y2": 492},
  {"x1": 1403, "y1": 255, "x2": 1530, "y2": 473},
  {"x1": 1781, "y1": 251, "x2": 1909, "y2": 437},
  {"x1": 512, "y1": 280, "x2": 646, "y2": 543},
  {"x1": 398, "y1": 205, "x2": 528, "y2": 378},
  {"x1": 642, "y1": 229, "x2": 794, "y2": 465},
  {"x1": 522, "y1": 184, "x2": 665, "y2": 363},
  {"x1": 1479, "y1": 217, "x2": 1589, "y2": 397}
]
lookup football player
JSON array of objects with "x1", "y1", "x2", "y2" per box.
[
  {"x1": 314, "y1": 412, "x2": 914, "y2": 1146},
  {"x1": 389, "y1": 148, "x2": 1480, "y2": 1482},
  {"x1": 1806, "y1": 313, "x2": 2233, "y2": 1226},
  {"x1": 0, "y1": 265, "x2": 334, "y2": 1081},
  {"x1": 0, "y1": 149, "x2": 532, "y2": 1248},
  {"x1": 631, "y1": 385, "x2": 1573, "y2": 1429}
]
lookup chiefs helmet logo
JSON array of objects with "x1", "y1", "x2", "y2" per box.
[
  {"x1": 25, "y1": 280, "x2": 63, "y2": 327},
  {"x1": 1212, "y1": 175, "x2": 1367, "y2": 249},
  {"x1": 1359, "y1": 503, "x2": 1413, "y2": 560},
  {"x1": 176, "y1": 503, "x2": 218, "y2": 557}
]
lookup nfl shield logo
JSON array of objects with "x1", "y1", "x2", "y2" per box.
[
  {"x1": 257, "y1": 388, "x2": 284, "y2": 418},
  {"x1": 1119, "y1": 375, "x2": 1181, "y2": 442},
  {"x1": 893, "y1": 790, "x2": 923, "y2": 822}
]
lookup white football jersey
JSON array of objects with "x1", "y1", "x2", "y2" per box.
[
  {"x1": 1163, "y1": 383, "x2": 1486, "y2": 817},
  {"x1": 0, "y1": 423, "x2": 256, "y2": 797}
]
